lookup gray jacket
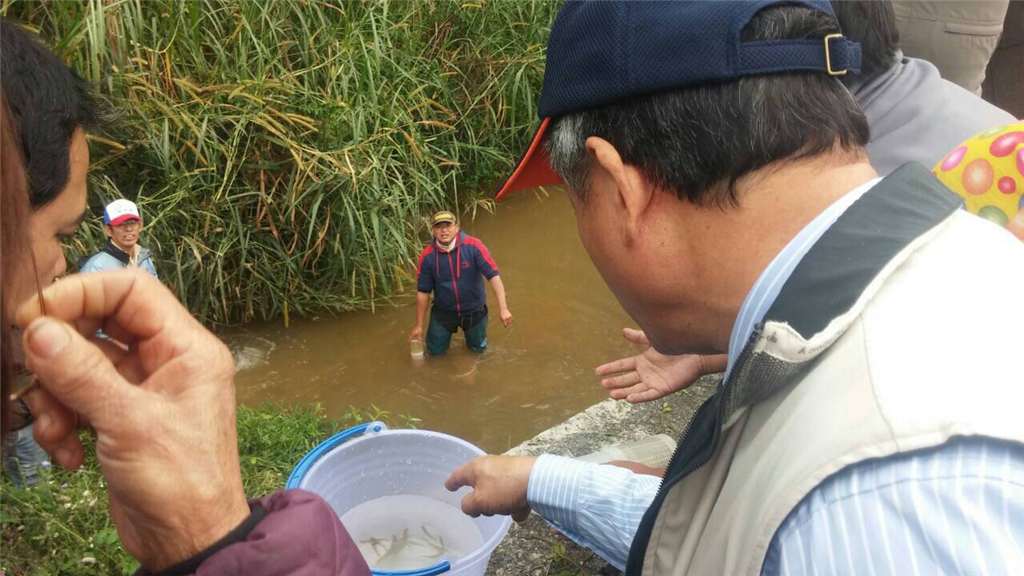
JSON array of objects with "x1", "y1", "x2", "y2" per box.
[
  {"x1": 849, "y1": 53, "x2": 1016, "y2": 175},
  {"x1": 80, "y1": 241, "x2": 158, "y2": 278}
]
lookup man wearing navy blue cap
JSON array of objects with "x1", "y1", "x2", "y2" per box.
[
  {"x1": 445, "y1": 2, "x2": 1024, "y2": 575},
  {"x1": 594, "y1": 0, "x2": 1018, "y2": 417}
]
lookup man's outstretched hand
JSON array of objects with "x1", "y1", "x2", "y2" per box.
[{"x1": 596, "y1": 328, "x2": 728, "y2": 403}]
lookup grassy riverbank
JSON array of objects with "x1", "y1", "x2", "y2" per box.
[
  {"x1": 0, "y1": 403, "x2": 415, "y2": 575},
  {"x1": 1, "y1": 0, "x2": 558, "y2": 326}
]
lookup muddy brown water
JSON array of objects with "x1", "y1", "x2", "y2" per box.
[{"x1": 222, "y1": 191, "x2": 638, "y2": 454}]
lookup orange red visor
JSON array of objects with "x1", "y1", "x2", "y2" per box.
[{"x1": 494, "y1": 117, "x2": 564, "y2": 202}]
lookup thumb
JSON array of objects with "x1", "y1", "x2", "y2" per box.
[
  {"x1": 23, "y1": 317, "x2": 141, "y2": 427},
  {"x1": 511, "y1": 506, "x2": 531, "y2": 523},
  {"x1": 622, "y1": 328, "x2": 650, "y2": 346}
]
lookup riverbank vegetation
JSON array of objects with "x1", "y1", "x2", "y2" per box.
[
  {"x1": 0, "y1": 403, "x2": 414, "y2": 575},
  {"x1": 1, "y1": 0, "x2": 558, "y2": 326}
]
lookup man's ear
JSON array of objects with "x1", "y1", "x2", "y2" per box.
[
  {"x1": 585, "y1": 136, "x2": 653, "y2": 244},
  {"x1": 103, "y1": 226, "x2": 113, "y2": 239}
]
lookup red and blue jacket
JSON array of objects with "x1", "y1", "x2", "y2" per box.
[{"x1": 416, "y1": 231, "x2": 499, "y2": 315}]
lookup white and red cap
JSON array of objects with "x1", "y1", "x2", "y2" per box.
[{"x1": 103, "y1": 199, "x2": 142, "y2": 227}]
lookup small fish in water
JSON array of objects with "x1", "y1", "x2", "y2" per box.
[
  {"x1": 360, "y1": 536, "x2": 389, "y2": 559},
  {"x1": 417, "y1": 525, "x2": 447, "y2": 559},
  {"x1": 359, "y1": 525, "x2": 455, "y2": 568},
  {"x1": 344, "y1": 495, "x2": 485, "y2": 569},
  {"x1": 374, "y1": 528, "x2": 411, "y2": 568}
]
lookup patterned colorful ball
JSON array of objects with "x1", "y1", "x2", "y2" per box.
[{"x1": 934, "y1": 122, "x2": 1024, "y2": 239}]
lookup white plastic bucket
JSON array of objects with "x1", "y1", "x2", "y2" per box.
[{"x1": 287, "y1": 422, "x2": 512, "y2": 576}]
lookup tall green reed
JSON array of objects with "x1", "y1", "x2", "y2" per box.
[{"x1": 2, "y1": 0, "x2": 557, "y2": 326}]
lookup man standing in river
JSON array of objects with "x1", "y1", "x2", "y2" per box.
[{"x1": 409, "y1": 210, "x2": 512, "y2": 356}]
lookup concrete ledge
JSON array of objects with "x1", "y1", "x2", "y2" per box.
[{"x1": 485, "y1": 376, "x2": 719, "y2": 576}]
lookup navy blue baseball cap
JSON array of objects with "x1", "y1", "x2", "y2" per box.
[{"x1": 495, "y1": 0, "x2": 862, "y2": 201}]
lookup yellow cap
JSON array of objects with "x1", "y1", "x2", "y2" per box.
[{"x1": 431, "y1": 211, "x2": 457, "y2": 226}]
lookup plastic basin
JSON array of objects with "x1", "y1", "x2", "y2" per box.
[{"x1": 287, "y1": 423, "x2": 511, "y2": 576}]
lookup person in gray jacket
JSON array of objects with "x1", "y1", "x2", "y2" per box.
[
  {"x1": 832, "y1": 0, "x2": 1015, "y2": 174},
  {"x1": 79, "y1": 199, "x2": 158, "y2": 278}
]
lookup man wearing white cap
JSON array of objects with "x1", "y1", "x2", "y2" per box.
[{"x1": 79, "y1": 199, "x2": 158, "y2": 278}]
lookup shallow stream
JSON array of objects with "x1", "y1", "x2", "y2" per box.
[{"x1": 222, "y1": 191, "x2": 637, "y2": 453}]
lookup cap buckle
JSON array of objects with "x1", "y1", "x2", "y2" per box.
[{"x1": 823, "y1": 33, "x2": 847, "y2": 76}]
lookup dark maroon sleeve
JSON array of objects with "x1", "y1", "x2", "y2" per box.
[{"x1": 195, "y1": 489, "x2": 370, "y2": 576}]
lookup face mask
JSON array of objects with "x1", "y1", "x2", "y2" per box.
[{"x1": 437, "y1": 237, "x2": 457, "y2": 252}]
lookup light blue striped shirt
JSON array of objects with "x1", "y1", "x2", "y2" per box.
[
  {"x1": 526, "y1": 179, "x2": 1024, "y2": 573},
  {"x1": 764, "y1": 436, "x2": 1024, "y2": 576}
]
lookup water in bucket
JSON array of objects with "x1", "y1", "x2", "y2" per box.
[
  {"x1": 289, "y1": 426, "x2": 510, "y2": 575},
  {"x1": 342, "y1": 495, "x2": 484, "y2": 571}
]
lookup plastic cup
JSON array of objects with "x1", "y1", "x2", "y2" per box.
[{"x1": 410, "y1": 338, "x2": 425, "y2": 359}]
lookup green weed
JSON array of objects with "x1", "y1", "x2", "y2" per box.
[{"x1": 1, "y1": 0, "x2": 558, "y2": 326}]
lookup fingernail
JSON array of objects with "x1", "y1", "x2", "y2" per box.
[
  {"x1": 55, "y1": 448, "x2": 73, "y2": 468},
  {"x1": 27, "y1": 319, "x2": 70, "y2": 359},
  {"x1": 36, "y1": 412, "x2": 52, "y2": 436}
]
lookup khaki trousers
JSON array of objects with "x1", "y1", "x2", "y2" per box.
[{"x1": 893, "y1": 0, "x2": 1009, "y2": 95}]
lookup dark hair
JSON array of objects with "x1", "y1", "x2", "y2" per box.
[
  {"x1": 1, "y1": 90, "x2": 33, "y2": 438},
  {"x1": 0, "y1": 18, "x2": 111, "y2": 208},
  {"x1": 830, "y1": 0, "x2": 900, "y2": 79},
  {"x1": 546, "y1": 5, "x2": 870, "y2": 207}
]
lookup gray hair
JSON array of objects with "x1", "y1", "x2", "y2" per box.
[
  {"x1": 545, "y1": 4, "x2": 869, "y2": 208},
  {"x1": 545, "y1": 112, "x2": 592, "y2": 199}
]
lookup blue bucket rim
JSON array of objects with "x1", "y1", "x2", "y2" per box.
[{"x1": 287, "y1": 425, "x2": 492, "y2": 488}]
